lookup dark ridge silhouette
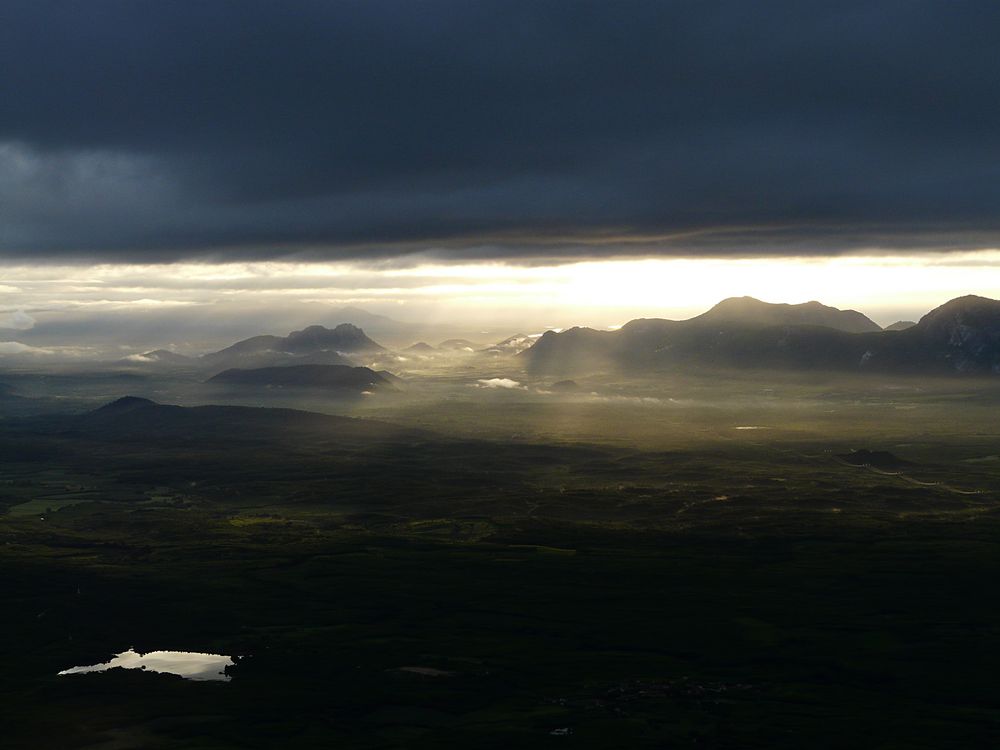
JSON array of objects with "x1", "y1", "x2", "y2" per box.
[
  {"x1": 208, "y1": 364, "x2": 395, "y2": 391},
  {"x1": 526, "y1": 327, "x2": 619, "y2": 374},
  {"x1": 884, "y1": 321, "x2": 917, "y2": 331},
  {"x1": 694, "y1": 297, "x2": 881, "y2": 333},
  {"x1": 282, "y1": 324, "x2": 383, "y2": 353},
  {"x1": 405, "y1": 342, "x2": 435, "y2": 352},
  {"x1": 200, "y1": 323, "x2": 384, "y2": 371},
  {"x1": 91, "y1": 396, "x2": 158, "y2": 414},
  {"x1": 865, "y1": 295, "x2": 1000, "y2": 374},
  {"x1": 524, "y1": 295, "x2": 1000, "y2": 376}
]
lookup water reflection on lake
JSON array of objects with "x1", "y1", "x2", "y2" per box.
[{"x1": 58, "y1": 649, "x2": 234, "y2": 681}]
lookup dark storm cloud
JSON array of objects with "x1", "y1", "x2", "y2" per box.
[{"x1": 2, "y1": 0, "x2": 1000, "y2": 261}]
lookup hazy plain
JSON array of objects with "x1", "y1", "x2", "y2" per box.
[{"x1": 4, "y1": 352, "x2": 1000, "y2": 748}]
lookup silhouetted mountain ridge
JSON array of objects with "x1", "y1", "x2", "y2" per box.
[
  {"x1": 695, "y1": 297, "x2": 881, "y2": 333},
  {"x1": 208, "y1": 364, "x2": 396, "y2": 391},
  {"x1": 524, "y1": 295, "x2": 1000, "y2": 376},
  {"x1": 200, "y1": 324, "x2": 384, "y2": 371}
]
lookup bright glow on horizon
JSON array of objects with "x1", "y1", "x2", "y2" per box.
[{"x1": 3, "y1": 251, "x2": 1000, "y2": 338}]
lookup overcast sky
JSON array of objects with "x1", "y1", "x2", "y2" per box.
[
  {"x1": 3, "y1": 1, "x2": 1000, "y2": 263},
  {"x1": 3, "y1": 2, "x2": 1000, "y2": 357}
]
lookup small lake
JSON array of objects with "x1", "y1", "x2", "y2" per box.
[{"x1": 59, "y1": 649, "x2": 234, "y2": 681}]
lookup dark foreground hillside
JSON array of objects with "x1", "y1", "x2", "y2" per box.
[{"x1": 3, "y1": 398, "x2": 1000, "y2": 748}]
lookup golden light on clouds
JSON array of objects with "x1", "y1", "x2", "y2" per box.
[{"x1": 3, "y1": 252, "x2": 1000, "y2": 329}]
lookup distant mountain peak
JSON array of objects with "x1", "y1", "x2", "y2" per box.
[
  {"x1": 911, "y1": 296, "x2": 1000, "y2": 370},
  {"x1": 201, "y1": 323, "x2": 385, "y2": 371},
  {"x1": 92, "y1": 396, "x2": 157, "y2": 414},
  {"x1": 285, "y1": 322, "x2": 376, "y2": 347},
  {"x1": 917, "y1": 296, "x2": 1000, "y2": 332},
  {"x1": 481, "y1": 333, "x2": 535, "y2": 355},
  {"x1": 697, "y1": 296, "x2": 881, "y2": 333},
  {"x1": 918, "y1": 294, "x2": 1000, "y2": 325},
  {"x1": 941, "y1": 293, "x2": 994, "y2": 305},
  {"x1": 523, "y1": 294, "x2": 1000, "y2": 377}
]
